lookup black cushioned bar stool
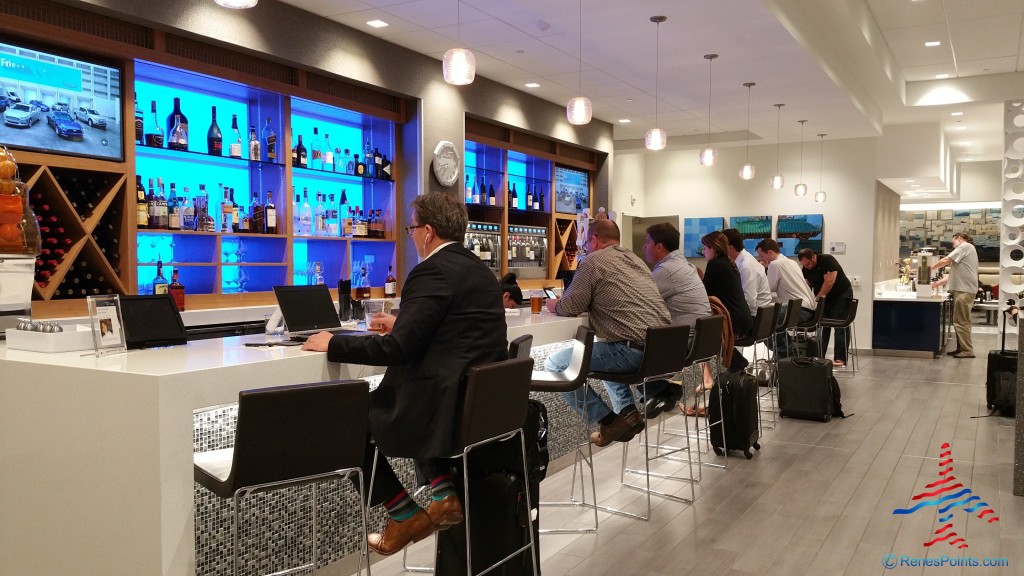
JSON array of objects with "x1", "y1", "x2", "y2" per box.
[
  {"x1": 762, "y1": 298, "x2": 803, "y2": 427},
  {"x1": 794, "y1": 296, "x2": 826, "y2": 358},
  {"x1": 821, "y1": 299, "x2": 859, "y2": 374},
  {"x1": 734, "y1": 303, "x2": 781, "y2": 433},
  {"x1": 589, "y1": 324, "x2": 692, "y2": 517},
  {"x1": 193, "y1": 380, "x2": 371, "y2": 576},
  {"x1": 528, "y1": 325, "x2": 597, "y2": 534}
]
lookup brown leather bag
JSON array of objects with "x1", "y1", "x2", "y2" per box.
[{"x1": 708, "y1": 295, "x2": 734, "y2": 368}]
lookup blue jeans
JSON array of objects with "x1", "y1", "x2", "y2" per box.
[
  {"x1": 773, "y1": 305, "x2": 816, "y2": 358},
  {"x1": 545, "y1": 341, "x2": 663, "y2": 424}
]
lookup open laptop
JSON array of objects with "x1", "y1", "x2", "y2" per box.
[
  {"x1": 273, "y1": 284, "x2": 372, "y2": 341},
  {"x1": 120, "y1": 294, "x2": 189, "y2": 349}
]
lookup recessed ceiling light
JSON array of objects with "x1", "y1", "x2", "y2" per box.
[
  {"x1": 925, "y1": 41, "x2": 941, "y2": 47},
  {"x1": 524, "y1": 82, "x2": 540, "y2": 88},
  {"x1": 954, "y1": 126, "x2": 966, "y2": 130},
  {"x1": 618, "y1": 119, "x2": 631, "y2": 123},
  {"x1": 626, "y1": 98, "x2": 633, "y2": 102},
  {"x1": 905, "y1": 179, "x2": 916, "y2": 182},
  {"x1": 935, "y1": 73, "x2": 951, "y2": 79},
  {"x1": 911, "y1": 183, "x2": 921, "y2": 188},
  {"x1": 366, "y1": 19, "x2": 388, "y2": 28},
  {"x1": 963, "y1": 157, "x2": 973, "y2": 161},
  {"x1": 951, "y1": 111, "x2": 963, "y2": 116}
]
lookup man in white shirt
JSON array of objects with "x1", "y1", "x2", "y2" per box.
[
  {"x1": 755, "y1": 239, "x2": 817, "y2": 357},
  {"x1": 723, "y1": 228, "x2": 772, "y2": 317},
  {"x1": 930, "y1": 232, "x2": 979, "y2": 358}
]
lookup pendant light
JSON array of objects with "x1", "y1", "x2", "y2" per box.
[
  {"x1": 443, "y1": 1, "x2": 476, "y2": 85},
  {"x1": 567, "y1": 0, "x2": 592, "y2": 125},
  {"x1": 739, "y1": 82, "x2": 756, "y2": 180},
  {"x1": 644, "y1": 16, "x2": 668, "y2": 151},
  {"x1": 794, "y1": 119, "x2": 808, "y2": 196},
  {"x1": 815, "y1": 133, "x2": 827, "y2": 203},
  {"x1": 699, "y1": 54, "x2": 719, "y2": 166},
  {"x1": 771, "y1": 104, "x2": 785, "y2": 189},
  {"x1": 214, "y1": 0, "x2": 257, "y2": 7}
]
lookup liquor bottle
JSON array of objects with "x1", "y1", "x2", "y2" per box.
[
  {"x1": 153, "y1": 258, "x2": 169, "y2": 295},
  {"x1": 264, "y1": 191, "x2": 277, "y2": 234},
  {"x1": 167, "y1": 183, "x2": 181, "y2": 230},
  {"x1": 465, "y1": 175, "x2": 473, "y2": 204},
  {"x1": 145, "y1": 101, "x2": 164, "y2": 147},
  {"x1": 537, "y1": 190, "x2": 544, "y2": 212},
  {"x1": 292, "y1": 192, "x2": 300, "y2": 234},
  {"x1": 168, "y1": 268, "x2": 186, "y2": 311},
  {"x1": 230, "y1": 188, "x2": 240, "y2": 233},
  {"x1": 323, "y1": 134, "x2": 334, "y2": 171},
  {"x1": 198, "y1": 185, "x2": 216, "y2": 232},
  {"x1": 385, "y1": 265, "x2": 398, "y2": 298},
  {"x1": 363, "y1": 140, "x2": 375, "y2": 178},
  {"x1": 134, "y1": 94, "x2": 144, "y2": 144},
  {"x1": 261, "y1": 117, "x2": 276, "y2": 162},
  {"x1": 354, "y1": 154, "x2": 364, "y2": 176},
  {"x1": 381, "y1": 154, "x2": 392, "y2": 180},
  {"x1": 326, "y1": 193, "x2": 339, "y2": 236},
  {"x1": 291, "y1": 140, "x2": 298, "y2": 167},
  {"x1": 313, "y1": 192, "x2": 326, "y2": 236},
  {"x1": 509, "y1": 182, "x2": 518, "y2": 209},
  {"x1": 251, "y1": 191, "x2": 264, "y2": 235},
  {"x1": 310, "y1": 127, "x2": 323, "y2": 170},
  {"x1": 146, "y1": 178, "x2": 157, "y2": 228},
  {"x1": 228, "y1": 115, "x2": 242, "y2": 159},
  {"x1": 207, "y1": 106, "x2": 222, "y2": 156},
  {"x1": 165, "y1": 97, "x2": 189, "y2": 147},
  {"x1": 181, "y1": 188, "x2": 195, "y2": 231},
  {"x1": 343, "y1": 149, "x2": 355, "y2": 175},
  {"x1": 488, "y1": 183, "x2": 496, "y2": 206},
  {"x1": 220, "y1": 184, "x2": 232, "y2": 233},
  {"x1": 526, "y1": 184, "x2": 533, "y2": 211},
  {"x1": 343, "y1": 206, "x2": 354, "y2": 237},
  {"x1": 248, "y1": 125, "x2": 260, "y2": 161},
  {"x1": 374, "y1": 148, "x2": 383, "y2": 180},
  {"x1": 366, "y1": 209, "x2": 376, "y2": 238},
  {"x1": 533, "y1": 186, "x2": 541, "y2": 211},
  {"x1": 300, "y1": 188, "x2": 313, "y2": 236},
  {"x1": 156, "y1": 178, "x2": 169, "y2": 229},
  {"x1": 473, "y1": 177, "x2": 482, "y2": 204},
  {"x1": 354, "y1": 206, "x2": 367, "y2": 237},
  {"x1": 136, "y1": 175, "x2": 149, "y2": 230},
  {"x1": 296, "y1": 135, "x2": 308, "y2": 169},
  {"x1": 167, "y1": 114, "x2": 187, "y2": 151},
  {"x1": 239, "y1": 197, "x2": 251, "y2": 233},
  {"x1": 374, "y1": 208, "x2": 385, "y2": 238}
]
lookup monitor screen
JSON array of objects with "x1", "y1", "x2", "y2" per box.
[
  {"x1": 0, "y1": 40, "x2": 123, "y2": 162},
  {"x1": 120, "y1": 294, "x2": 188, "y2": 349},
  {"x1": 554, "y1": 165, "x2": 589, "y2": 214},
  {"x1": 273, "y1": 285, "x2": 341, "y2": 332}
]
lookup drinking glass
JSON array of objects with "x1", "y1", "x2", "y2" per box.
[
  {"x1": 530, "y1": 290, "x2": 544, "y2": 314},
  {"x1": 362, "y1": 299, "x2": 387, "y2": 332}
]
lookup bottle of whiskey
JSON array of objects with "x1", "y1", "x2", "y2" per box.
[
  {"x1": 198, "y1": 185, "x2": 216, "y2": 232},
  {"x1": 381, "y1": 154, "x2": 392, "y2": 180},
  {"x1": 134, "y1": 94, "x2": 144, "y2": 144},
  {"x1": 168, "y1": 268, "x2": 186, "y2": 311},
  {"x1": 251, "y1": 191, "x2": 264, "y2": 235},
  {"x1": 230, "y1": 188, "x2": 240, "y2": 233},
  {"x1": 248, "y1": 125, "x2": 260, "y2": 161},
  {"x1": 310, "y1": 127, "x2": 323, "y2": 170},
  {"x1": 261, "y1": 118, "x2": 276, "y2": 162},
  {"x1": 136, "y1": 175, "x2": 149, "y2": 230},
  {"x1": 145, "y1": 101, "x2": 164, "y2": 147},
  {"x1": 264, "y1": 191, "x2": 277, "y2": 234},
  {"x1": 354, "y1": 154, "x2": 364, "y2": 176},
  {"x1": 169, "y1": 114, "x2": 188, "y2": 151},
  {"x1": 155, "y1": 178, "x2": 169, "y2": 229},
  {"x1": 220, "y1": 184, "x2": 232, "y2": 233},
  {"x1": 385, "y1": 265, "x2": 398, "y2": 298},
  {"x1": 228, "y1": 115, "x2": 242, "y2": 159},
  {"x1": 207, "y1": 106, "x2": 222, "y2": 156},
  {"x1": 296, "y1": 135, "x2": 308, "y2": 169},
  {"x1": 165, "y1": 97, "x2": 188, "y2": 146},
  {"x1": 153, "y1": 258, "x2": 169, "y2": 295}
]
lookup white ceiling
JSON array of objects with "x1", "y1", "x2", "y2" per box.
[{"x1": 275, "y1": 0, "x2": 1024, "y2": 196}]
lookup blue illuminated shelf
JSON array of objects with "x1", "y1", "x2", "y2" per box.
[
  {"x1": 352, "y1": 238, "x2": 395, "y2": 243},
  {"x1": 292, "y1": 165, "x2": 392, "y2": 185},
  {"x1": 222, "y1": 262, "x2": 285, "y2": 267},
  {"x1": 136, "y1": 144, "x2": 283, "y2": 169},
  {"x1": 137, "y1": 229, "x2": 219, "y2": 236},
  {"x1": 137, "y1": 262, "x2": 215, "y2": 267}
]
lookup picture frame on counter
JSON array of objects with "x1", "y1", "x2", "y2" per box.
[{"x1": 87, "y1": 294, "x2": 126, "y2": 357}]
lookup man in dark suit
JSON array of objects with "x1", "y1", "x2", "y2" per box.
[{"x1": 303, "y1": 191, "x2": 507, "y2": 555}]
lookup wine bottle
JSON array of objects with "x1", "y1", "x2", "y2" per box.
[
  {"x1": 251, "y1": 191, "x2": 264, "y2": 235},
  {"x1": 248, "y1": 125, "x2": 260, "y2": 161},
  {"x1": 263, "y1": 191, "x2": 277, "y2": 234},
  {"x1": 207, "y1": 106, "x2": 223, "y2": 156},
  {"x1": 153, "y1": 258, "x2": 169, "y2": 295},
  {"x1": 134, "y1": 93, "x2": 144, "y2": 144},
  {"x1": 488, "y1": 181, "x2": 496, "y2": 208},
  {"x1": 536, "y1": 189, "x2": 543, "y2": 212},
  {"x1": 526, "y1": 185, "x2": 533, "y2": 211},
  {"x1": 136, "y1": 175, "x2": 149, "y2": 229},
  {"x1": 261, "y1": 118, "x2": 276, "y2": 162},
  {"x1": 145, "y1": 101, "x2": 164, "y2": 147},
  {"x1": 509, "y1": 182, "x2": 518, "y2": 209},
  {"x1": 165, "y1": 97, "x2": 188, "y2": 147},
  {"x1": 228, "y1": 115, "x2": 242, "y2": 159},
  {"x1": 385, "y1": 265, "x2": 398, "y2": 298},
  {"x1": 168, "y1": 114, "x2": 188, "y2": 151},
  {"x1": 310, "y1": 127, "x2": 323, "y2": 170},
  {"x1": 296, "y1": 135, "x2": 308, "y2": 168}
]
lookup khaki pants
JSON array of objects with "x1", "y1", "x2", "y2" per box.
[{"x1": 951, "y1": 290, "x2": 974, "y2": 354}]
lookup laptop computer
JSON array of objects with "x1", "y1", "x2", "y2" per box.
[
  {"x1": 120, "y1": 294, "x2": 189, "y2": 349},
  {"x1": 273, "y1": 284, "x2": 372, "y2": 341}
]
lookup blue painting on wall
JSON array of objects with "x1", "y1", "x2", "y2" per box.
[
  {"x1": 776, "y1": 214, "x2": 824, "y2": 256},
  {"x1": 682, "y1": 217, "x2": 724, "y2": 257},
  {"x1": 729, "y1": 215, "x2": 773, "y2": 253}
]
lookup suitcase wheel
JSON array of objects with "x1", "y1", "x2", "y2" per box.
[
  {"x1": 713, "y1": 445, "x2": 724, "y2": 456},
  {"x1": 753, "y1": 442, "x2": 761, "y2": 451},
  {"x1": 743, "y1": 449, "x2": 753, "y2": 460}
]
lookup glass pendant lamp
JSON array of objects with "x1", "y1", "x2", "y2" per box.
[
  {"x1": 215, "y1": 0, "x2": 257, "y2": 7},
  {"x1": 699, "y1": 54, "x2": 718, "y2": 165},
  {"x1": 739, "y1": 82, "x2": 755, "y2": 180},
  {"x1": 567, "y1": 0, "x2": 592, "y2": 125},
  {"x1": 645, "y1": 16, "x2": 667, "y2": 150},
  {"x1": 443, "y1": 1, "x2": 476, "y2": 85},
  {"x1": 771, "y1": 103, "x2": 784, "y2": 189},
  {"x1": 815, "y1": 133, "x2": 827, "y2": 202},
  {"x1": 794, "y1": 119, "x2": 808, "y2": 196}
]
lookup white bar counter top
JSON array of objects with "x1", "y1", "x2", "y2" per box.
[{"x1": 0, "y1": 307, "x2": 584, "y2": 576}]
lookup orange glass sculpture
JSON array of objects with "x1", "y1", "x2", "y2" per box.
[{"x1": 0, "y1": 147, "x2": 40, "y2": 257}]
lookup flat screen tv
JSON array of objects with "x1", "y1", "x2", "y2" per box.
[
  {"x1": 554, "y1": 165, "x2": 589, "y2": 214},
  {"x1": 0, "y1": 40, "x2": 123, "y2": 162}
]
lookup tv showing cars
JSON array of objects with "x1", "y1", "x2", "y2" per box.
[
  {"x1": 0, "y1": 40, "x2": 122, "y2": 161},
  {"x1": 554, "y1": 165, "x2": 589, "y2": 214}
]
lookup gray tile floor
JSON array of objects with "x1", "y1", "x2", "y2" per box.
[{"x1": 372, "y1": 332, "x2": 1023, "y2": 576}]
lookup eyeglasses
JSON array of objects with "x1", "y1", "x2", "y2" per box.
[{"x1": 405, "y1": 224, "x2": 425, "y2": 236}]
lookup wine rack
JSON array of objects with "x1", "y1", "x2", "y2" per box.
[{"x1": 554, "y1": 216, "x2": 579, "y2": 272}]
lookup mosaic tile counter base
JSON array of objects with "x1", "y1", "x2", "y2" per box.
[{"x1": 193, "y1": 340, "x2": 713, "y2": 575}]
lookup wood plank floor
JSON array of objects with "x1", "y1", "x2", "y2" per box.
[{"x1": 372, "y1": 333, "x2": 1023, "y2": 576}]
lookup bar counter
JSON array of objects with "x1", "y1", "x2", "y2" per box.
[{"x1": 0, "y1": 308, "x2": 585, "y2": 576}]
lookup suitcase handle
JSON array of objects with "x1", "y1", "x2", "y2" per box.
[{"x1": 790, "y1": 357, "x2": 815, "y2": 367}]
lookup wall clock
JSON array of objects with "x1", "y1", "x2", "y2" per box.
[{"x1": 431, "y1": 140, "x2": 460, "y2": 187}]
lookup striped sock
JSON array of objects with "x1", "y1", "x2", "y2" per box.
[
  {"x1": 430, "y1": 474, "x2": 456, "y2": 501},
  {"x1": 384, "y1": 489, "x2": 421, "y2": 521}
]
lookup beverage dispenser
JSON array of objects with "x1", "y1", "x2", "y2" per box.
[{"x1": 0, "y1": 147, "x2": 42, "y2": 336}]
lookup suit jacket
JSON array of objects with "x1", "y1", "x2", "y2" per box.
[{"x1": 327, "y1": 243, "x2": 507, "y2": 459}]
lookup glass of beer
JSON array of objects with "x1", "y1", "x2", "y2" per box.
[{"x1": 530, "y1": 290, "x2": 544, "y2": 314}]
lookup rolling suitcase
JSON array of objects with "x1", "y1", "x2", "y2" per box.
[
  {"x1": 778, "y1": 357, "x2": 834, "y2": 422},
  {"x1": 708, "y1": 371, "x2": 761, "y2": 459},
  {"x1": 985, "y1": 311, "x2": 1017, "y2": 416}
]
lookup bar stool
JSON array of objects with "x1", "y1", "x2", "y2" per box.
[
  {"x1": 794, "y1": 297, "x2": 826, "y2": 358},
  {"x1": 773, "y1": 298, "x2": 803, "y2": 359},
  {"x1": 193, "y1": 380, "x2": 372, "y2": 576},
  {"x1": 589, "y1": 324, "x2": 692, "y2": 517},
  {"x1": 528, "y1": 325, "x2": 597, "y2": 534},
  {"x1": 508, "y1": 334, "x2": 534, "y2": 359},
  {"x1": 434, "y1": 356, "x2": 539, "y2": 576},
  {"x1": 734, "y1": 303, "x2": 781, "y2": 433},
  {"x1": 821, "y1": 299, "x2": 859, "y2": 375},
  {"x1": 668, "y1": 315, "x2": 725, "y2": 476}
]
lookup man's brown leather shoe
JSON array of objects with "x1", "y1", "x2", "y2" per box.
[
  {"x1": 425, "y1": 494, "x2": 464, "y2": 530},
  {"x1": 367, "y1": 509, "x2": 436, "y2": 556},
  {"x1": 589, "y1": 410, "x2": 645, "y2": 447}
]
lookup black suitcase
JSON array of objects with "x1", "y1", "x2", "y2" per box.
[
  {"x1": 708, "y1": 371, "x2": 761, "y2": 460},
  {"x1": 792, "y1": 332, "x2": 821, "y2": 358},
  {"x1": 778, "y1": 357, "x2": 834, "y2": 422},
  {"x1": 985, "y1": 313, "x2": 1018, "y2": 416}
]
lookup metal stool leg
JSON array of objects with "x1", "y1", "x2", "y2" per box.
[
  {"x1": 538, "y1": 388, "x2": 599, "y2": 534},
  {"x1": 401, "y1": 485, "x2": 436, "y2": 572}
]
